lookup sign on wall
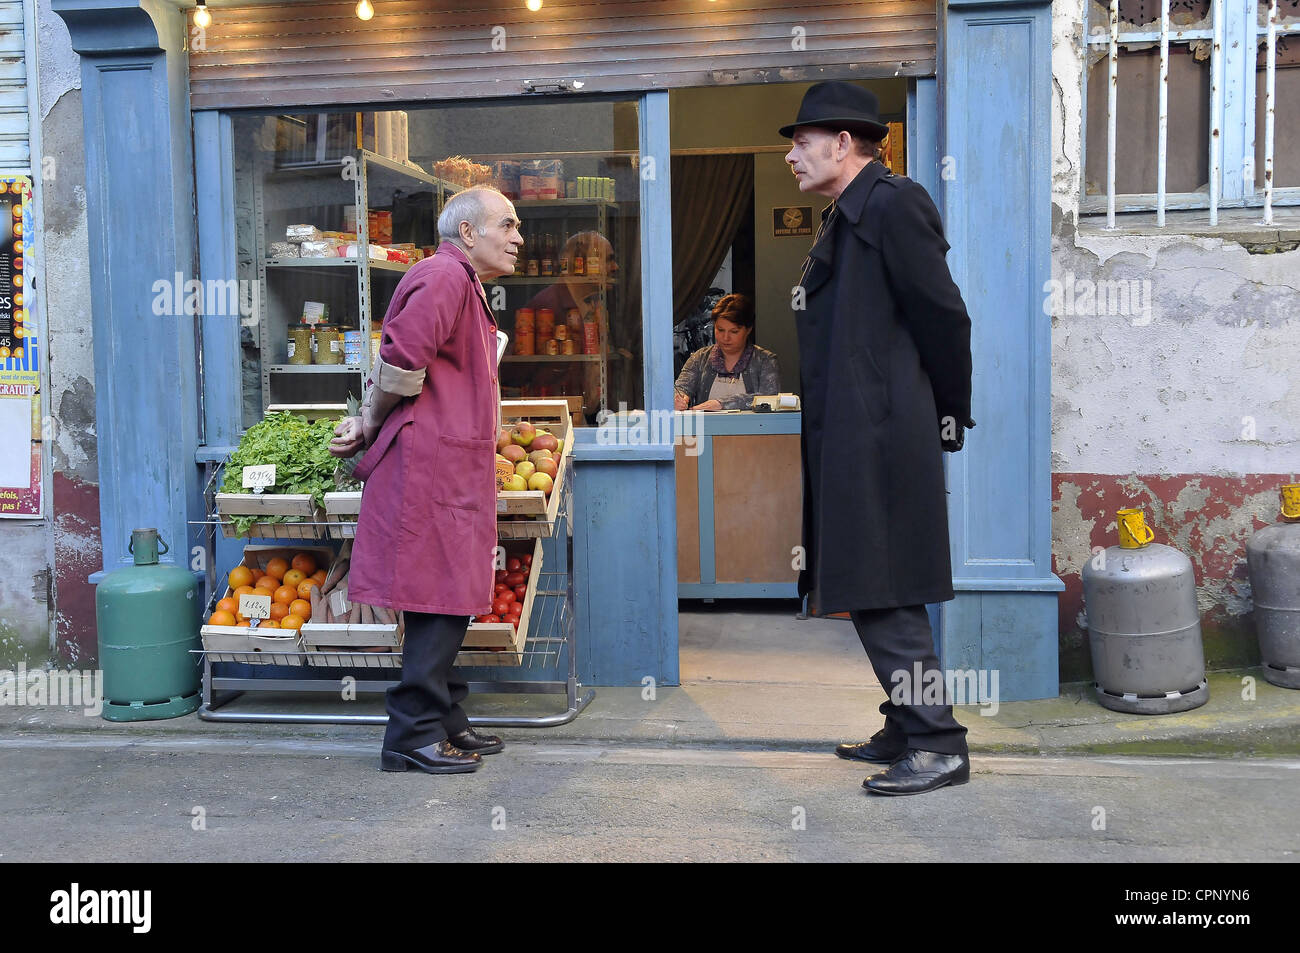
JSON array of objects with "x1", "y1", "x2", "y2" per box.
[
  {"x1": 773, "y1": 206, "x2": 814, "y2": 237},
  {"x1": 0, "y1": 177, "x2": 41, "y2": 518}
]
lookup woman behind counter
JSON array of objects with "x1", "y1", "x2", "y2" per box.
[{"x1": 674, "y1": 294, "x2": 781, "y2": 411}]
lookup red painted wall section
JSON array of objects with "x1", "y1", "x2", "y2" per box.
[
  {"x1": 1051, "y1": 473, "x2": 1299, "y2": 682},
  {"x1": 52, "y1": 473, "x2": 101, "y2": 666}
]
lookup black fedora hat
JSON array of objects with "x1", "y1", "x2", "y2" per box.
[{"x1": 779, "y1": 81, "x2": 890, "y2": 140}]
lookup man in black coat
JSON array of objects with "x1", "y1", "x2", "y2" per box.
[{"x1": 782, "y1": 82, "x2": 975, "y2": 796}]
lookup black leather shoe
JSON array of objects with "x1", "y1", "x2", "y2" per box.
[
  {"x1": 835, "y1": 730, "x2": 907, "y2": 765},
  {"x1": 380, "y1": 740, "x2": 482, "y2": 774},
  {"x1": 862, "y1": 749, "x2": 970, "y2": 796},
  {"x1": 448, "y1": 727, "x2": 504, "y2": 755}
]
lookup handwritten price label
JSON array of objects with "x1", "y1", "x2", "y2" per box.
[
  {"x1": 242, "y1": 464, "x2": 276, "y2": 490},
  {"x1": 238, "y1": 593, "x2": 273, "y2": 620}
]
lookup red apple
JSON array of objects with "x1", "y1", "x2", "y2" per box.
[
  {"x1": 535, "y1": 457, "x2": 558, "y2": 478},
  {"x1": 511, "y1": 421, "x2": 536, "y2": 447},
  {"x1": 531, "y1": 432, "x2": 558, "y2": 452},
  {"x1": 501, "y1": 444, "x2": 527, "y2": 464},
  {"x1": 496, "y1": 429, "x2": 512, "y2": 452}
]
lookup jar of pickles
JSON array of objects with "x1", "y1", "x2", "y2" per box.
[
  {"x1": 312, "y1": 324, "x2": 343, "y2": 365},
  {"x1": 287, "y1": 325, "x2": 312, "y2": 365}
]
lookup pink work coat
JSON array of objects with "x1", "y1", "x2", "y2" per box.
[{"x1": 348, "y1": 242, "x2": 500, "y2": 616}]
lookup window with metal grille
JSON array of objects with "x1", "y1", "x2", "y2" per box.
[{"x1": 1082, "y1": 0, "x2": 1300, "y2": 226}]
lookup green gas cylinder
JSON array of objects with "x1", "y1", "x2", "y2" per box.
[{"x1": 94, "y1": 529, "x2": 202, "y2": 721}]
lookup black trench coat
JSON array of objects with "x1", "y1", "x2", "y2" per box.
[{"x1": 795, "y1": 161, "x2": 972, "y2": 615}]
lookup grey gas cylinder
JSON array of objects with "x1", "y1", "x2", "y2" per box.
[
  {"x1": 1246, "y1": 520, "x2": 1300, "y2": 689},
  {"x1": 1082, "y1": 540, "x2": 1209, "y2": 714}
]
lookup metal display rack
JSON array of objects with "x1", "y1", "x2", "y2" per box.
[{"x1": 190, "y1": 450, "x2": 593, "y2": 728}]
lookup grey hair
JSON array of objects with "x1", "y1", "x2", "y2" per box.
[{"x1": 437, "y1": 185, "x2": 509, "y2": 244}]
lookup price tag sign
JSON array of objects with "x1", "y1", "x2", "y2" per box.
[
  {"x1": 242, "y1": 464, "x2": 276, "y2": 491},
  {"x1": 238, "y1": 593, "x2": 273, "y2": 620}
]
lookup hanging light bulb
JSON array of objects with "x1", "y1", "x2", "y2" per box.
[
  {"x1": 356, "y1": 0, "x2": 375, "y2": 20},
  {"x1": 193, "y1": 1, "x2": 211, "y2": 27},
  {"x1": 526, "y1": 0, "x2": 542, "y2": 11}
]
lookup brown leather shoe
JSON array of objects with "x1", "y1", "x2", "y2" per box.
[
  {"x1": 380, "y1": 739, "x2": 482, "y2": 774},
  {"x1": 449, "y1": 727, "x2": 504, "y2": 755}
]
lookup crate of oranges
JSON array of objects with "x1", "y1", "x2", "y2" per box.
[{"x1": 200, "y1": 545, "x2": 336, "y2": 665}]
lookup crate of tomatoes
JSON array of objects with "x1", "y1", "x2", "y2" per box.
[
  {"x1": 459, "y1": 538, "x2": 544, "y2": 666},
  {"x1": 200, "y1": 545, "x2": 334, "y2": 665}
]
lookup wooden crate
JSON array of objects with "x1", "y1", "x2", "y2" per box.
[
  {"x1": 200, "y1": 629, "x2": 305, "y2": 665},
  {"x1": 215, "y1": 492, "x2": 325, "y2": 539},
  {"x1": 305, "y1": 646, "x2": 403, "y2": 669},
  {"x1": 322, "y1": 490, "x2": 362, "y2": 538},
  {"x1": 458, "y1": 537, "x2": 543, "y2": 665},
  {"x1": 496, "y1": 400, "x2": 573, "y2": 538},
  {"x1": 202, "y1": 543, "x2": 337, "y2": 653},
  {"x1": 266, "y1": 402, "x2": 348, "y2": 422}
]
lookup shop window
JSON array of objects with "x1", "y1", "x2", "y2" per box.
[{"x1": 230, "y1": 98, "x2": 642, "y2": 429}]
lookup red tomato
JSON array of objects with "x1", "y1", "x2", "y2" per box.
[
  {"x1": 497, "y1": 590, "x2": 516, "y2": 604},
  {"x1": 495, "y1": 569, "x2": 509, "y2": 584},
  {"x1": 504, "y1": 571, "x2": 526, "y2": 587},
  {"x1": 494, "y1": 583, "x2": 510, "y2": 595},
  {"x1": 520, "y1": 553, "x2": 533, "y2": 567},
  {"x1": 492, "y1": 598, "x2": 513, "y2": 617},
  {"x1": 475, "y1": 614, "x2": 500, "y2": 624},
  {"x1": 512, "y1": 584, "x2": 528, "y2": 602},
  {"x1": 506, "y1": 557, "x2": 522, "y2": 573}
]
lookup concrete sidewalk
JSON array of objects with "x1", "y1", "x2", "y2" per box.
[{"x1": 2, "y1": 605, "x2": 1297, "y2": 756}]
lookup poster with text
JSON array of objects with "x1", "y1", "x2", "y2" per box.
[
  {"x1": 1, "y1": 177, "x2": 35, "y2": 372},
  {"x1": 0, "y1": 369, "x2": 42, "y2": 518}
]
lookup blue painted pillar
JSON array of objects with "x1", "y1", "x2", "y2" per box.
[
  {"x1": 53, "y1": 0, "x2": 201, "y2": 577},
  {"x1": 940, "y1": 0, "x2": 1062, "y2": 700}
]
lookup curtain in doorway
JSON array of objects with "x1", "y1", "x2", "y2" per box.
[{"x1": 671, "y1": 154, "x2": 754, "y2": 327}]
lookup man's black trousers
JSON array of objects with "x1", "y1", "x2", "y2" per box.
[
  {"x1": 850, "y1": 605, "x2": 969, "y2": 756},
  {"x1": 383, "y1": 611, "x2": 470, "y2": 752}
]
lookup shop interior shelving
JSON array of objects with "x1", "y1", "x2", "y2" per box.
[
  {"x1": 253, "y1": 149, "x2": 457, "y2": 411},
  {"x1": 485, "y1": 193, "x2": 623, "y2": 421},
  {"x1": 189, "y1": 453, "x2": 592, "y2": 728}
]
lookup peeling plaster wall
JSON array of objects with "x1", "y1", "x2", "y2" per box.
[
  {"x1": 1049, "y1": 0, "x2": 1300, "y2": 680},
  {"x1": 0, "y1": 0, "x2": 100, "y2": 668}
]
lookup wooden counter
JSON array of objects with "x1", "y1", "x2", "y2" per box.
[{"x1": 674, "y1": 411, "x2": 802, "y2": 599}]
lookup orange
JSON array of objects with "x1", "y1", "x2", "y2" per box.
[
  {"x1": 282, "y1": 568, "x2": 306, "y2": 589},
  {"x1": 269, "y1": 602, "x2": 290, "y2": 621},
  {"x1": 291, "y1": 553, "x2": 317, "y2": 575},
  {"x1": 263, "y1": 557, "x2": 289, "y2": 580},
  {"x1": 216, "y1": 597, "x2": 238, "y2": 615},
  {"x1": 279, "y1": 614, "x2": 305, "y2": 631},
  {"x1": 256, "y1": 619, "x2": 280, "y2": 629},
  {"x1": 296, "y1": 579, "x2": 319, "y2": 599},
  {"x1": 228, "y1": 565, "x2": 254, "y2": 589},
  {"x1": 274, "y1": 585, "x2": 297, "y2": 605},
  {"x1": 209, "y1": 610, "x2": 237, "y2": 627},
  {"x1": 249, "y1": 568, "x2": 266, "y2": 583},
  {"x1": 255, "y1": 575, "x2": 279, "y2": 592},
  {"x1": 235, "y1": 620, "x2": 251, "y2": 628},
  {"x1": 311, "y1": 569, "x2": 328, "y2": 585},
  {"x1": 233, "y1": 585, "x2": 257, "y2": 599},
  {"x1": 289, "y1": 599, "x2": 312, "y2": 620}
]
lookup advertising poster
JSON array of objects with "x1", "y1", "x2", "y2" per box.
[{"x1": 0, "y1": 177, "x2": 42, "y2": 518}]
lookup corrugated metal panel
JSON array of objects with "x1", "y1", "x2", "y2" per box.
[
  {"x1": 0, "y1": 0, "x2": 28, "y2": 167},
  {"x1": 190, "y1": 0, "x2": 937, "y2": 109}
]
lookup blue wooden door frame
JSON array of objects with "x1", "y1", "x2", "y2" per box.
[{"x1": 57, "y1": 0, "x2": 1061, "y2": 699}]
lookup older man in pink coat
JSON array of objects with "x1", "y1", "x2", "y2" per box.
[{"x1": 330, "y1": 186, "x2": 522, "y2": 775}]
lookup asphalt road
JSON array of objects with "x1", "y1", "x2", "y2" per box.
[{"x1": 0, "y1": 735, "x2": 1296, "y2": 862}]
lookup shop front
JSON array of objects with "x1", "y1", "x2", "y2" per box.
[{"x1": 56, "y1": 0, "x2": 1062, "y2": 702}]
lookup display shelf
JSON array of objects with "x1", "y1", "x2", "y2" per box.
[
  {"x1": 502, "y1": 354, "x2": 602, "y2": 363},
  {"x1": 269, "y1": 148, "x2": 457, "y2": 192},
  {"x1": 514, "y1": 198, "x2": 620, "y2": 208},
  {"x1": 265, "y1": 364, "x2": 365, "y2": 374},
  {"x1": 190, "y1": 423, "x2": 589, "y2": 727},
  {"x1": 487, "y1": 276, "x2": 615, "y2": 286},
  {"x1": 266, "y1": 257, "x2": 413, "y2": 275}
]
